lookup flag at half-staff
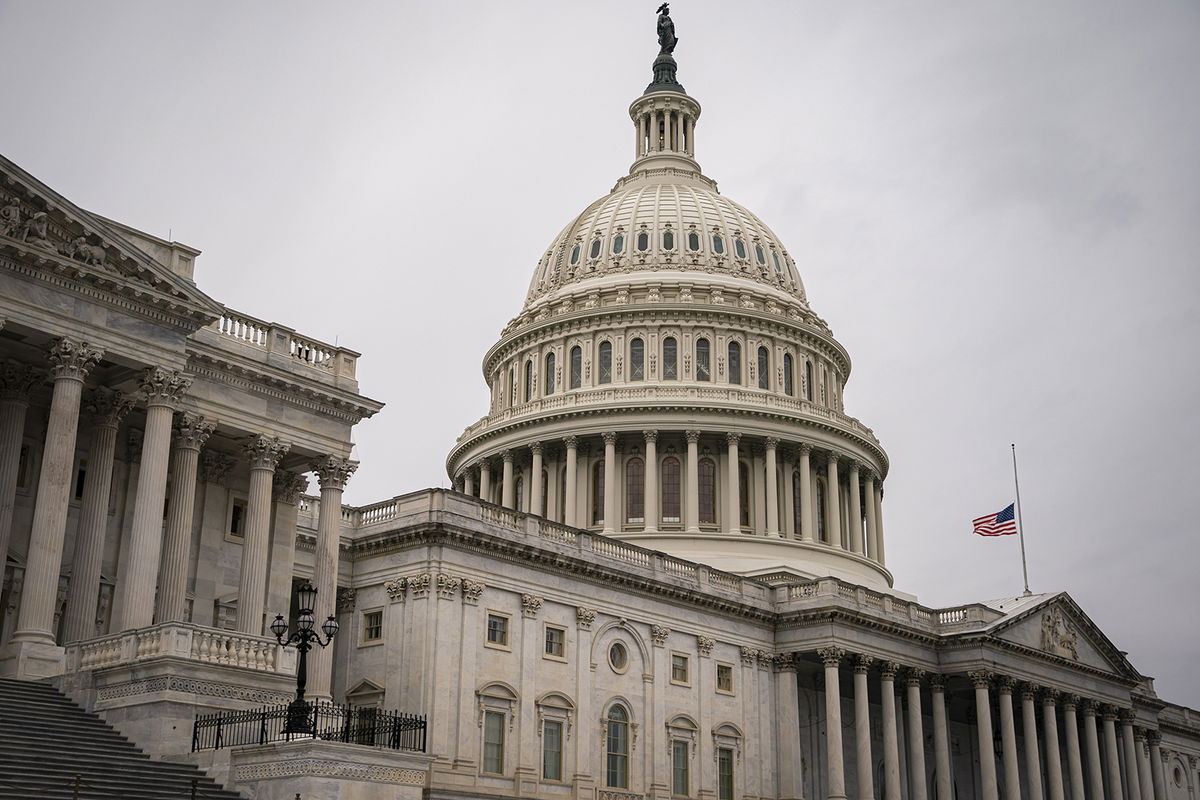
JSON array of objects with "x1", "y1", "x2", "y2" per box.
[{"x1": 972, "y1": 503, "x2": 1018, "y2": 537}]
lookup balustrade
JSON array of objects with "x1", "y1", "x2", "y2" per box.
[{"x1": 65, "y1": 622, "x2": 293, "y2": 675}]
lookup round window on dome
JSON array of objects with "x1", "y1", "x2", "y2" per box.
[
  {"x1": 590, "y1": 239, "x2": 602, "y2": 259},
  {"x1": 687, "y1": 232, "x2": 700, "y2": 251},
  {"x1": 755, "y1": 244, "x2": 766, "y2": 265},
  {"x1": 712, "y1": 234, "x2": 725, "y2": 255},
  {"x1": 609, "y1": 642, "x2": 629, "y2": 673},
  {"x1": 637, "y1": 232, "x2": 650, "y2": 252},
  {"x1": 570, "y1": 244, "x2": 580, "y2": 265},
  {"x1": 663, "y1": 230, "x2": 675, "y2": 250},
  {"x1": 734, "y1": 238, "x2": 747, "y2": 259},
  {"x1": 612, "y1": 234, "x2": 625, "y2": 254}
]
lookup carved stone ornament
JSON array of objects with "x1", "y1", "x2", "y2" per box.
[
  {"x1": 383, "y1": 576, "x2": 407, "y2": 603},
  {"x1": 461, "y1": 579, "x2": 485, "y2": 605},
  {"x1": 312, "y1": 455, "x2": 358, "y2": 491},
  {"x1": 817, "y1": 646, "x2": 844, "y2": 668},
  {"x1": 272, "y1": 470, "x2": 309, "y2": 505},
  {"x1": 853, "y1": 654, "x2": 873, "y2": 674},
  {"x1": 1040, "y1": 609, "x2": 1080, "y2": 660},
  {"x1": 0, "y1": 196, "x2": 22, "y2": 237},
  {"x1": 85, "y1": 386, "x2": 135, "y2": 428},
  {"x1": 928, "y1": 673, "x2": 946, "y2": 691},
  {"x1": 755, "y1": 650, "x2": 772, "y2": 670},
  {"x1": 739, "y1": 646, "x2": 756, "y2": 666},
  {"x1": 0, "y1": 361, "x2": 43, "y2": 401},
  {"x1": 696, "y1": 636, "x2": 715, "y2": 657},
  {"x1": 576, "y1": 607, "x2": 596, "y2": 630},
  {"x1": 200, "y1": 451, "x2": 236, "y2": 484},
  {"x1": 437, "y1": 573, "x2": 461, "y2": 600},
  {"x1": 176, "y1": 412, "x2": 216, "y2": 452},
  {"x1": 408, "y1": 572, "x2": 432, "y2": 599},
  {"x1": 968, "y1": 670, "x2": 993, "y2": 689},
  {"x1": 138, "y1": 366, "x2": 191, "y2": 407},
  {"x1": 879, "y1": 660, "x2": 901, "y2": 679},
  {"x1": 336, "y1": 588, "x2": 356, "y2": 612},
  {"x1": 47, "y1": 337, "x2": 103, "y2": 381},
  {"x1": 774, "y1": 653, "x2": 796, "y2": 672},
  {"x1": 243, "y1": 434, "x2": 289, "y2": 471},
  {"x1": 521, "y1": 594, "x2": 543, "y2": 617},
  {"x1": 650, "y1": 625, "x2": 671, "y2": 647}
]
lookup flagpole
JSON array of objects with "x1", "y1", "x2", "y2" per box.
[{"x1": 1011, "y1": 443, "x2": 1031, "y2": 596}]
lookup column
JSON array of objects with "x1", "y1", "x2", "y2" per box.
[
  {"x1": 1135, "y1": 731, "x2": 1154, "y2": 800},
  {"x1": 881, "y1": 661, "x2": 902, "y2": 800},
  {"x1": 1102, "y1": 708, "x2": 1124, "y2": 800},
  {"x1": 112, "y1": 367, "x2": 190, "y2": 631},
  {"x1": 479, "y1": 460, "x2": 492, "y2": 503},
  {"x1": 1062, "y1": 696, "x2": 1087, "y2": 800},
  {"x1": 0, "y1": 362, "x2": 40, "y2": 569},
  {"x1": 602, "y1": 432, "x2": 617, "y2": 533},
  {"x1": 1122, "y1": 713, "x2": 1142, "y2": 800},
  {"x1": 1044, "y1": 691, "x2": 1066, "y2": 800},
  {"x1": 725, "y1": 433, "x2": 740, "y2": 534},
  {"x1": 463, "y1": 469, "x2": 475, "y2": 496},
  {"x1": 1080, "y1": 701, "x2": 1106, "y2": 800},
  {"x1": 874, "y1": 481, "x2": 887, "y2": 565},
  {"x1": 907, "y1": 669, "x2": 929, "y2": 800},
  {"x1": 8, "y1": 339, "x2": 102, "y2": 656},
  {"x1": 501, "y1": 449, "x2": 515, "y2": 508},
  {"x1": 637, "y1": 113, "x2": 646, "y2": 159},
  {"x1": 863, "y1": 471, "x2": 878, "y2": 559},
  {"x1": 799, "y1": 444, "x2": 814, "y2": 541},
  {"x1": 930, "y1": 675, "x2": 953, "y2": 800},
  {"x1": 819, "y1": 647, "x2": 847, "y2": 800},
  {"x1": 1147, "y1": 734, "x2": 1165, "y2": 800},
  {"x1": 61, "y1": 389, "x2": 134, "y2": 642},
  {"x1": 854, "y1": 655, "x2": 875, "y2": 800},
  {"x1": 825, "y1": 453, "x2": 842, "y2": 548},
  {"x1": 643, "y1": 431, "x2": 658, "y2": 533},
  {"x1": 310, "y1": 455, "x2": 356, "y2": 699},
  {"x1": 236, "y1": 434, "x2": 288, "y2": 635},
  {"x1": 155, "y1": 412, "x2": 215, "y2": 624},
  {"x1": 777, "y1": 653, "x2": 803, "y2": 800},
  {"x1": 844, "y1": 461, "x2": 862, "y2": 553},
  {"x1": 1024, "y1": 685, "x2": 1046, "y2": 800},
  {"x1": 764, "y1": 438, "x2": 780, "y2": 536},
  {"x1": 970, "y1": 671, "x2": 999, "y2": 800},
  {"x1": 563, "y1": 437, "x2": 578, "y2": 526},
  {"x1": 530, "y1": 442, "x2": 544, "y2": 516},
  {"x1": 997, "y1": 677, "x2": 1021, "y2": 800},
  {"x1": 266, "y1": 469, "x2": 308, "y2": 622},
  {"x1": 685, "y1": 430, "x2": 700, "y2": 533},
  {"x1": 782, "y1": 450, "x2": 796, "y2": 538}
]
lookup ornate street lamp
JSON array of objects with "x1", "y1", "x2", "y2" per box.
[{"x1": 271, "y1": 580, "x2": 339, "y2": 735}]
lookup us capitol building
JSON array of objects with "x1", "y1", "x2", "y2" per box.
[{"x1": 0, "y1": 9, "x2": 1195, "y2": 800}]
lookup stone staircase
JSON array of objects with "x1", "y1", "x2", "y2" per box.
[{"x1": 0, "y1": 677, "x2": 243, "y2": 799}]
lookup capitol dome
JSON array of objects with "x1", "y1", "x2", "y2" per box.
[{"x1": 448, "y1": 39, "x2": 892, "y2": 589}]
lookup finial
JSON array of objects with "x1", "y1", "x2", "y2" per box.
[{"x1": 646, "y1": 3, "x2": 685, "y2": 94}]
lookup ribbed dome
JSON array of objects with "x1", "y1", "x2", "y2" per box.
[{"x1": 523, "y1": 180, "x2": 808, "y2": 311}]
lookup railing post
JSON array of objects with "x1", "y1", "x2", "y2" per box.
[{"x1": 260, "y1": 708, "x2": 268, "y2": 745}]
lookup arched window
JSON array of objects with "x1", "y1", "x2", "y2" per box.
[
  {"x1": 792, "y1": 471, "x2": 803, "y2": 534},
  {"x1": 570, "y1": 346, "x2": 582, "y2": 390},
  {"x1": 738, "y1": 462, "x2": 750, "y2": 527},
  {"x1": 698, "y1": 458, "x2": 717, "y2": 525},
  {"x1": 524, "y1": 360, "x2": 534, "y2": 403},
  {"x1": 629, "y1": 338, "x2": 645, "y2": 381},
  {"x1": 755, "y1": 243, "x2": 766, "y2": 265},
  {"x1": 804, "y1": 360, "x2": 813, "y2": 401},
  {"x1": 696, "y1": 338, "x2": 711, "y2": 381},
  {"x1": 662, "y1": 337, "x2": 678, "y2": 380},
  {"x1": 612, "y1": 234, "x2": 625, "y2": 254},
  {"x1": 606, "y1": 705, "x2": 630, "y2": 788},
  {"x1": 570, "y1": 244, "x2": 580, "y2": 265},
  {"x1": 598, "y1": 342, "x2": 613, "y2": 384},
  {"x1": 637, "y1": 231, "x2": 650, "y2": 252},
  {"x1": 515, "y1": 474, "x2": 525, "y2": 513},
  {"x1": 757, "y1": 346, "x2": 769, "y2": 390},
  {"x1": 545, "y1": 352, "x2": 556, "y2": 395},
  {"x1": 783, "y1": 354, "x2": 794, "y2": 396},
  {"x1": 592, "y1": 460, "x2": 605, "y2": 525},
  {"x1": 589, "y1": 238, "x2": 602, "y2": 259},
  {"x1": 541, "y1": 469, "x2": 549, "y2": 517},
  {"x1": 727, "y1": 342, "x2": 741, "y2": 385},
  {"x1": 626, "y1": 457, "x2": 645, "y2": 523},
  {"x1": 661, "y1": 456, "x2": 681, "y2": 523},
  {"x1": 772, "y1": 251, "x2": 782, "y2": 273},
  {"x1": 816, "y1": 479, "x2": 827, "y2": 543},
  {"x1": 712, "y1": 234, "x2": 725, "y2": 255},
  {"x1": 662, "y1": 230, "x2": 675, "y2": 250},
  {"x1": 687, "y1": 231, "x2": 700, "y2": 251},
  {"x1": 734, "y1": 238, "x2": 747, "y2": 260}
]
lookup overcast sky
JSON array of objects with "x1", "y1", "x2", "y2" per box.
[{"x1": 2, "y1": 1, "x2": 1197, "y2": 706}]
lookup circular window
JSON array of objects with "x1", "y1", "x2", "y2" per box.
[
  {"x1": 1173, "y1": 767, "x2": 1183, "y2": 787},
  {"x1": 608, "y1": 642, "x2": 629, "y2": 672}
]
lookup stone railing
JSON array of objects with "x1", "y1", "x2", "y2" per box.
[
  {"x1": 64, "y1": 622, "x2": 297, "y2": 675},
  {"x1": 778, "y1": 577, "x2": 1004, "y2": 634},
  {"x1": 197, "y1": 308, "x2": 360, "y2": 383}
]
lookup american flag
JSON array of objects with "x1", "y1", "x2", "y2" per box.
[{"x1": 973, "y1": 503, "x2": 1018, "y2": 537}]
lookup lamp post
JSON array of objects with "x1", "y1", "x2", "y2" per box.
[{"x1": 270, "y1": 580, "x2": 339, "y2": 735}]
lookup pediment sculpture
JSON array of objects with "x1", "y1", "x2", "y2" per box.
[{"x1": 1040, "y1": 609, "x2": 1079, "y2": 660}]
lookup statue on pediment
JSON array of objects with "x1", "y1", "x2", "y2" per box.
[
  {"x1": 20, "y1": 211, "x2": 53, "y2": 249},
  {"x1": 70, "y1": 236, "x2": 107, "y2": 266},
  {"x1": 1040, "y1": 609, "x2": 1079, "y2": 660},
  {"x1": 0, "y1": 197, "x2": 21, "y2": 237}
]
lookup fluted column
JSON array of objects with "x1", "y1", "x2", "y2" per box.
[
  {"x1": 685, "y1": 431, "x2": 700, "y2": 533},
  {"x1": 825, "y1": 453, "x2": 842, "y2": 547},
  {"x1": 854, "y1": 655, "x2": 875, "y2": 800},
  {"x1": 777, "y1": 653, "x2": 803, "y2": 800},
  {"x1": 971, "y1": 671, "x2": 999, "y2": 800},
  {"x1": 154, "y1": 413, "x2": 215, "y2": 624},
  {"x1": 310, "y1": 455, "x2": 356, "y2": 700},
  {"x1": 997, "y1": 677, "x2": 1021, "y2": 800},
  {"x1": 643, "y1": 431, "x2": 658, "y2": 532},
  {"x1": 765, "y1": 437, "x2": 780, "y2": 536},
  {"x1": 1122, "y1": 713, "x2": 1142, "y2": 800},
  {"x1": 1102, "y1": 708, "x2": 1124, "y2": 800},
  {"x1": 10, "y1": 339, "x2": 102, "y2": 653},
  {"x1": 563, "y1": 437, "x2": 578, "y2": 526},
  {"x1": 873, "y1": 481, "x2": 887, "y2": 565},
  {"x1": 1080, "y1": 701, "x2": 1106, "y2": 800},
  {"x1": 501, "y1": 450, "x2": 515, "y2": 508},
  {"x1": 1147, "y1": 735, "x2": 1165, "y2": 800},
  {"x1": 463, "y1": 469, "x2": 475, "y2": 496},
  {"x1": 799, "y1": 444, "x2": 814, "y2": 541},
  {"x1": 1061, "y1": 696, "x2": 1086, "y2": 800},
  {"x1": 1024, "y1": 685, "x2": 1047, "y2": 800},
  {"x1": 863, "y1": 471, "x2": 878, "y2": 559},
  {"x1": 847, "y1": 461, "x2": 863, "y2": 553},
  {"x1": 725, "y1": 433, "x2": 740, "y2": 534},
  {"x1": 1044, "y1": 690, "x2": 1066, "y2": 800},
  {"x1": 907, "y1": 669, "x2": 929, "y2": 800},
  {"x1": 1135, "y1": 731, "x2": 1154, "y2": 800},
  {"x1": 881, "y1": 661, "x2": 902, "y2": 800},
  {"x1": 530, "y1": 442, "x2": 544, "y2": 516},
  {"x1": 236, "y1": 435, "x2": 288, "y2": 634},
  {"x1": 266, "y1": 469, "x2": 308, "y2": 621},
  {"x1": 0, "y1": 362, "x2": 40, "y2": 570},
  {"x1": 819, "y1": 647, "x2": 847, "y2": 800},
  {"x1": 61, "y1": 389, "x2": 134, "y2": 642},
  {"x1": 478, "y1": 460, "x2": 492, "y2": 503},
  {"x1": 112, "y1": 367, "x2": 190, "y2": 631},
  {"x1": 602, "y1": 432, "x2": 617, "y2": 532},
  {"x1": 930, "y1": 675, "x2": 953, "y2": 800}
]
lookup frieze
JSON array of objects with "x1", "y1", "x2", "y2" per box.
[
  {"x1": 96, "y1": 676, "x2": 291, "y2": 706},
  {"x1": 235, "y1": 760, "x2": 425, "y2": 785}
]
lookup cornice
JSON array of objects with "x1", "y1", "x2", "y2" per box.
[{"x1": 936, "y1": 632, "x2": 1142, "y2": 688}]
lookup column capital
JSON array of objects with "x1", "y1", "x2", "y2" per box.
[
  {"x1": 642, "y1": 429, "x2": 658, "y2": 443},
  {"x1": 1118, "y1": 708, "x2": 1136, "y2": 725},
  {"x1": 764, "y1": 436, "x2": 780, "y2": 449},
  {"x1": 601, "y1": 431, "x2": 617, "y2": 446},
  {"x1": 798, "y1": 442, "x2": 813, "y2": 455},
  {"x1": 200, "y1": 450, "x2": 236, "y2": 484},
  {"x1": 1042, "y1": 687, "x2": 1061, "y2": 705},
  {"x1": 1132, "y1": 727, "x2": 1146, "y2": 743},
  {"x1": 175, "y1": 412, "x2": 215, "y2": 452},
  {"x1": 853, "y1": 653, "x2": 873, "y2": 674},
  {"x1": 774, "y1": 652, "x2": 796, "y2": 672},
  {"x1": 139, "y1": 366, "x2": 191, "y2": 407},
  {"x1": 563, "y1": 435, "x2": 579, "y2": 449},
  {"x1": 685, "y1": 429, "x2": 701, "y2": 444},
  {"x1": 1078, "y1": 698, "x2": 1098, "y2": 716},
  {"x1": 996, "y1": 675, "x2": 1016, "y2": 694},
  {"x1": 475, "y1": 459, "x2": 490, "y2": 472},
  {"x1": 817, "y1": 646, "x2": 844, "y2": 667},
  {"x1": 1060, "y1": 693, "x2": 1080, "y2": 709},
  {"x1": 85, "y1": 386, "x2": 135, "y2": 428},
  {"x1": 905, "y1": 667, "x2": 926, "y2": 687},
  {"x1": 0, "y1": 360, "x2": 42, "y2": 401},
  {"x1": 826, "y1": 451, "x2": 839, "y2": 467},
  {"x1": 879, "y1": 660, "x2": 901, "y2": 679},
  {"x1": 847, "y1": 458, "x2": 861, "y2": 472},
  {"x1": 1100, "y1": 705, "x2": 1121, "y2": 722},
  {"x1": 1021, "y1": 682, "x2": 1042, "y2": 701},
  {"x1": 863, "y1": 469, "x2": 878, "y2": 485},
  {"x1": 501, "y1": 448, "x2": 514, "y2": 463},
  {"x1": 313, "y1": 454, "x2": 357, "y2": 490},
  {"x1": 968, "y1": 670, "x2": 993, "y2": 689},
  {"x1": 47, "y1": 337, "x2": 103, "y2": 381},
  {"x1": 725, "y1": 432, "x2": 741, "y2": 446},
  {"x1": 928, "y1": 673, "x2": 947, "y2": 691},
  {"x1": 1146, "y1": 730, "x2": 1162, "y2": 748},
  {"x1": 244, "y1": 434, "x2": 289, "y2": 471},
  {"x1": 529, "y1": 441, "x2": 544, "y2": 456},
  {"x1": 273, "y1": 469, "x2": 309, "y2": 505}
]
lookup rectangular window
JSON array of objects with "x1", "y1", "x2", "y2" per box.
[
  {"x1": 672, "y1": 740, "x2": 689, "y2": 796},
  {"x1": 671, "y1": 653, "x2": 689, "y2": 685},
  {"x1": 543, "y1": 719, "x2": 563, "y2": 781},
  {"x1": 544, "y1": 625, "x2": 565, "y2": 658},
  {"x1": 716, "y1": 663, "x2": 734, "y2": 694},
  {"x1": 362, "y1": 610, "x2": 383, "y2": 642},
  {"x1": 486, "y1": 613, "x2": 509, "y2": 647},
  {"x1": 229, "y1": 498, "x2": 247, "y2": 537},
  {"x1": 717, "y1": 748, "x2": 734, "y2": 800},
  {"x1": 483, "y1": 711, "x2": 505, "y2": 774},
  {"x1": 74, "y1": 458, "x2": 87, "y2": 500}
]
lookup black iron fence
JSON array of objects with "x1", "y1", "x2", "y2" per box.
[{"x1": 192, "y1": 702, "x2": 427, "y2": 753}]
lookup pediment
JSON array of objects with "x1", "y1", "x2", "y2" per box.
[
  {"x1": 0, "y1": 153, "x2": 223, "y2": 328},
  {"x1": 986, "y1": 593, "x2": 1140, "y2": 681}
]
